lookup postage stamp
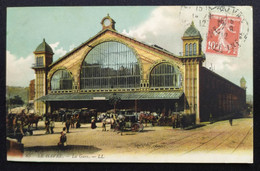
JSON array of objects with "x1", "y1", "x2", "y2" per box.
[
  {"x1": 206, "y1": 14, "x2": 241, "y2": 56},
  {"x1": 179, "y1": 6, "x2": 249, "y2": 53}
]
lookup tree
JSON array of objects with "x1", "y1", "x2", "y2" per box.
[{"x1": 10, "y1": 95, "x2": 24, "y2": 106}]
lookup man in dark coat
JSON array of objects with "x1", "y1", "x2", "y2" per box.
[
  {"x1": 65, "y1": 119, "x2": 70, "y2": 133},
  {"x1": 58, "y1": 127, "x2": 67, "y2": 147},
  {"x1": 180, "y1": 114, "x2": 185, "y2": 129},
  {"x1": 229, "y1": 117, "x2": 233, "y2": 126},
  {"x1": 45, "y1": 117, "x2": 50, "y2": 134}
]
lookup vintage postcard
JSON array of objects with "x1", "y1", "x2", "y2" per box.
[{"x1": 6, "y1": 6, "x2": 253, "y2": 163}]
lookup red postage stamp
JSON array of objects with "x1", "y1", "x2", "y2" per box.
[{"x1": 206, "y1": 14, "x2": 241, "y2": 56}]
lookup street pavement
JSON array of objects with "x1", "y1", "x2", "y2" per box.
[{"x1": 8, "y1": 117, "x2": 253, "y2": 163}]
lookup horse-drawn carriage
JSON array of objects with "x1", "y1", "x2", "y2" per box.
[
  {"x1": 157, "y1": 113, "x2": 183, "y2": 127},
  {"x1": 123, "y1": 115, "x2": 144, "y2": 132},
  {"x1": 139, "y1": 111, "x2": 157, "y2": 126},
  {"x1": 101, "y1": 109, "x2": 144, "y2": 132},
  {"x1": 117, "y1": 110, "x2": 144, "y2": 132}
]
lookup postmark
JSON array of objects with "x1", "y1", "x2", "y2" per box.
[
  {"x1": 206, "y1": 14, "x2": 241, "y2": 56},
  {"x1": 179, "y1": 6, "x2": 250, "y2": 54}
]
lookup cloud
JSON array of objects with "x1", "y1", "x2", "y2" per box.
[
  {"x1": 6, "y1": 7, "x2": 252, "y2": 94},
  {"x1": 6, "y1": 42, "x2": 75, "y2": 88},
  {"x1": 49, "y1": 42, "x2": 78, "y2": 62},
  {"x1": 69, "y1": 44, "x2": 76, "y2": 51},
  {"x1": 122, "y1": 6, "x2": 185, "y2": 54},
  {"x1": 6, "y1": 51, "x2": 34, "y2": 87},
  {"x1": 50, "y1": 42, "x2": 67, "y2": 62},
  {"x1": 121, "y1": 6, "x2": 253, "y2": 94}
]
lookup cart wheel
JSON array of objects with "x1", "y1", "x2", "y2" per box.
[{"x1": 131, "y1": 123, "x2": 140, "y2": 132}]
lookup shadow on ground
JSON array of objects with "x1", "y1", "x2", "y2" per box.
[
  {"x1": 31, "y1": 132, "x2": 61, "y2": 136},
  {"x1": 121, "y1": 129, "x2": 155, "y2": 134},
  {"x1": 140, "y1": 129, "x2": 155, "y2": 133},
  {"x1": 24, "y1": 145, "x2": 101, "y2": 155}
]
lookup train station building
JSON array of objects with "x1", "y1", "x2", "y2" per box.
[{"x1": 32, "y1": 15, "x2": 246, "y2": 124}]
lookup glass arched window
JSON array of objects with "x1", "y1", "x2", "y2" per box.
[
  {"x1": 185, "y1": 44, "x2": 188, "y2": 56},
  {"x1": 51, "y1": 70, "x2": 73, "y2": 90},
  {"x1": 193, "y1": 43, "x2": 197, "y2": 55},
  {"x1": 189, "y1": 43, "x2": 192, "y2": 56},
  {"x1": 150, "y1": 63, "x2": 182, "y2": 88},
  {"x1": 80, "y1": 41, "x2": 140, "y2": 89}
]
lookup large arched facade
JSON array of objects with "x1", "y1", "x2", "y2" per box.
[
  {"x1": 34, "y1": 16, "x2": 246, "y2": 125},
  {"x1": 150, "y1": 63, "x2": 182, "y2": 88},
  {"x1": 80, "y1": 41, "x2": 141, "y2": 89},
  {"x1": 50, "y1": 69, "x2": 73, "y2": 90}
]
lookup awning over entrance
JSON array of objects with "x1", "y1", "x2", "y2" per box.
[{"x1": 36, "y1": 91, "x2": 183, "y2": 102}]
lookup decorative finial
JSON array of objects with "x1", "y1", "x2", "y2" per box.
[
  {"x1": 43, "y1": 38, "x2": 45, "y2": 42},
  {"x1": 107, "y1": 13, "x2": 110, "y2": 17},
  {"x1": 191, "y1": 21, "x2": 194, "y2": 26}
]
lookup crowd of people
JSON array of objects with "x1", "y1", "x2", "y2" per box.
[
  {"x1": 57, "y1": 115, "x2": 97, "y2": 147},
  {"x1": 7, "y1": 108, "x2": 236, "y2": 150},
  {"x1": 44, "y1": 118, "x2": 55, "y2": 134},
  {"x1": 7, "y1": 109, "x2": 201, "y2": 147}
]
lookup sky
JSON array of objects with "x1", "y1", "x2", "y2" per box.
[{"x1": 6, "y1": 6, "x2": 253, "y2": 95}]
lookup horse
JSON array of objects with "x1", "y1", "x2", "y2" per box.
[
  {"x1": 26, "y1": 114, "x2": 42, "y2": 130},
  {"x1": 139, "y1": 113, "x2": 157, "y2": 126},
  {"x1": 157, "y1": 115, "x2": 176, "y2": 126},
  {"x1": 102, "y1": 117, "x2": 116, "y2": 131},
  {"x1": 97, "y1": 113, "x2": 106, "y2": 122}
]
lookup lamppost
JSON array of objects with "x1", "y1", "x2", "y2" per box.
[
  {"x1": 109, "y1": 86, "x2": 121, "y2": 114},
  {"x1": 175, "y1": 102, "x2": 178, "y2": 113}
]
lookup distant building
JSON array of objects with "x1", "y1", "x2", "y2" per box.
[
  {"x1": 29, "y1": 79, "x2": 35, "y2": 101},
  {"x1": 240, "y1": 77, "x2": 247, "y2": 90},
  {"x1": 32, "y1": 15, "x2": 246, "y2": 123}
]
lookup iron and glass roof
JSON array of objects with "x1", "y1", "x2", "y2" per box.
[{"x1": 37, "y1": 91, "x2": 183, "y2": 102}]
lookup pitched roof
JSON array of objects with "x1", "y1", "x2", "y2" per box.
[
  {"x1": 240, "y1": 77, "x2": 246, "y2": 82},
  {"x1": 49, "y1": 29, "x2": 180, "y2": 67},
  {"x1": 183, "y1": 21, "x2": 201, "y2": 38},
  {"x1": 34, "y1": 38, "x2": 54, "y2": 54}
]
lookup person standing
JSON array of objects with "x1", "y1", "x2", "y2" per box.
[
  {"x1": 91, "y1": 116, "x2": 97, "y2": 129},
  {"x1": 45, "y1": 117, "x2": 50, "y2": 134},
  {"x1": 172, "y1": 116, "x2": 177, "y2": 129},
  {"x1": 58, "y1": 127, "x2": 67, "y2": 147},
  {"x1": 102, "y1": 120, "x2": 106, "y2": 131},
  {"x1": 61, "y1": 114, "x2": 65, "y2": 124},
  {"x1": 229, "y1": 117, "x2": 233, "y2": 126},
  {"x1": 76, "y1": 115, "x2": 80, "y2": 128},
  {"x1": 180, "y1": 114, "x2": 185, "y2": 129},
  {"x1": 65, "y1": 119, "x2": 70, "y2": 133},
  {"x1": 118, "y1": 118, "x2": 125, "y2": 136},
  {"x1": 50, "y1": 119, "x2": 55, "y2": 134},
  {"x1": 14, "y1": 116, "x2": 25, "y2": 141}
]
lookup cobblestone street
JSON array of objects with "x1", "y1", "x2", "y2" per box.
[{"x1": 8, "y1": 117, "x2": 253, "y2": 163}]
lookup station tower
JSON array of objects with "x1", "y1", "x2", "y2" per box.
[
  {"x1": 32, "y1": 39, "x2": 54, "y2": 115},
  {"x1": 182, "y1": 21, "x2": 205, "y2": 124}
]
